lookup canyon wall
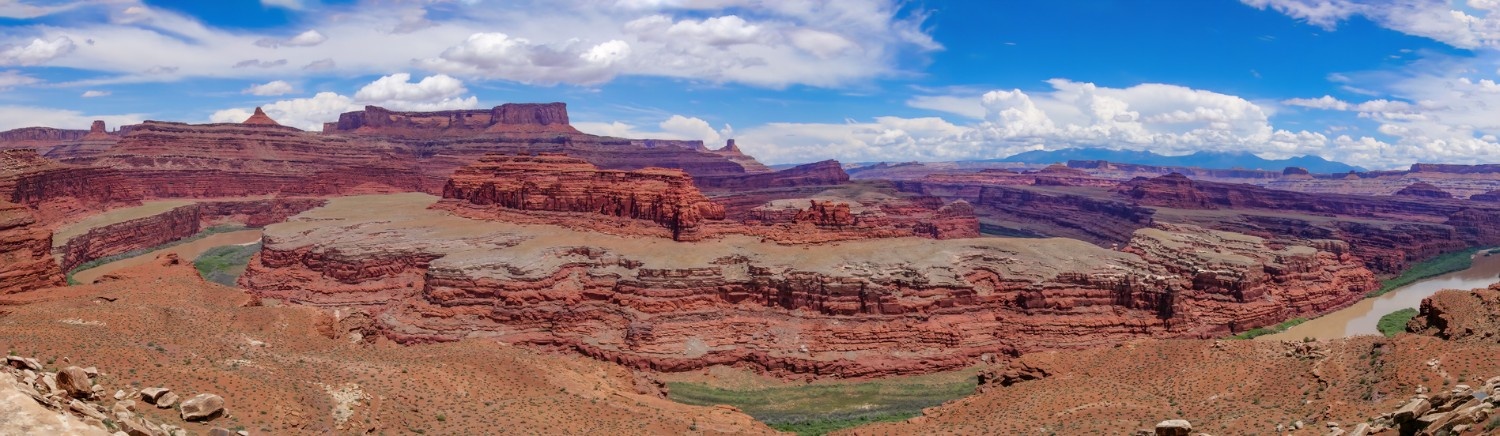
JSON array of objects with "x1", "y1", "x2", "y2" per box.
[
  {"x1": 240, "y1": 194, "x2": 1375, "y2": 378},
  {"x1": 437, "y1": 154, "x2": 725, "y2": 241},
  {"x1": 55, "y1": 198, "x2": 325, "y2": 274},
  {"x1": 0, "y1": 200, "x2": 62, "y2": 294}
]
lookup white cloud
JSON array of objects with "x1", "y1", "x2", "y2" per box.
[
  {"x1": 212, "y1": 73, "x2": 479, "y2": 130},
  {"x1": 575, "y1": 114, "x2": 730, "y2": 144},
  {"x1": 0, "y1": 105, "x2": 141, "y2": 131},
  {"x1": 2, "y1": 0, "x2": 935, "y2": 88},
  {"x1": 80, "y1": 90, "x2": 109, "y2": 97},
  {"x1": 417, "y1": 33, "x2": 630, "y2": 86},
  {"x1": 1243, "y1": 0, "x2": 1500, "y2": 49},
  {"x1": 0, "y1": 36, "x2": 74, "y2": 65},
  {"x1": 260, "y1": 0, "x2": 305, "y2": 10},
  {"x1": 0, "y1": 1, "x2": 86, "y2": 19},
  {"x1": 0, "y1": 70, "x2": 39, "y2": 89},
  {"x1": 729, "y1": 79, "x2": 1361, "y2": 165},
  {"x1": 255, "y1": 29, "x2": 327, "y2": 48},
  {"x1": 244, "y1": 80, "x2": 294, "y2": 96}
]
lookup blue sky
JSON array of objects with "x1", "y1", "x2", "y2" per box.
[{"x1": 2, "y1": 0, "x2": 1500, "y2": 168}]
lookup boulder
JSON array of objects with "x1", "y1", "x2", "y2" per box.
[
  {"x1": 5, "y1": 355, "x2": 40, "y2": 371},
  {"x1": 139, "y1": 387, "x2": 169, "y2": 404},
  {"x1": 1395, "y1": 398, "x2": 1433, "y2": 422},
  {"x1": 68, "y1": 399, "x2": 107, "y2": 421},
  {"x1": 57, "y1": 366, "x2": 92, "y2": 398},
  {"x1": 154, "y1": 392, "x2": 179, "y2": 409},
  {"x1": 207, "y1": 429, "x2": 235, "y2": 436},
  {"x1": 179, "y1": 393, "x2": 225, "y2": 421},
  {"x1": 1154, "y1": 419, "x2": 1192, "y2": 436}
]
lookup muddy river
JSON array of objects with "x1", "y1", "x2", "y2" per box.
[
  {"x1": 70, "y1": 230, "x2": 263, "y2": 285},
  {"x1": 1260, "y1": 252, "x2": 1500, "y2": 340}
]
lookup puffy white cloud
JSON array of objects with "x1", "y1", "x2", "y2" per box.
[
  {"x1": 243, "y1": 80, "x2": 293, "y2": 96},
  {"x1": 352, "y1": 73, "x2": 476, "y2": 110},
  {"x1": 0, "y1": 36, "x2": 74, "y2": 65},
  {"x1": 1243, "y1": 0, "x2": 1500, "y2": 49},
  {"x1": 80, "y1": 90, "x2": 109, "y2": 97},
  {"x1": 417, "y1": 33, "x2": 630, "y2": 86},
  {"x1": 0, "y1": 105, "x2": 141, "y2": 130},
  {"x1": 210, "y1": 91, "x2": 354, "y2": 130},
  {"x1": 255, "y1": 29, "x2": 327, "y2": 48},
  {"x1": 574, "y1": 115, "x2": 730, "y2": 144},
  {"x1": 211, "y1": 73, "x2": 479, "y2": 130},
  {"x1": 736, "y1": 79, "x2": 1357, "y2": 165},
  {"x1": 1, "y1": 0, "x2": 934, "y2": 88}
]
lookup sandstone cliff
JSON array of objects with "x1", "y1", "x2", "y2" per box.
[
  {"x1": 0, "y1": 200, "x2": 62, "y2": 293},
  {"x1": 241, "y1": 194, "x2": 1375, "y2": 378},
  {"x1": 54, "y1": 199, "x2": 325, "y2": 274},
  {"x1": 437, "y1": 154, "x2": 725, "y2": 241}
]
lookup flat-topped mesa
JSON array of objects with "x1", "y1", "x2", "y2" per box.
[
  {"x1": 241, "y1": 107, "x2": 281, "y2": 126},
  {"x1": 1393, "y1": 182, "x2": 1452, "y2": 198},
  {"x1": 438, "y1": 153, "x2": 726, "y2": 241},
  {"x1": 325, "y1": 103, "x2": 580, "y2": 136},
  {"x1": 80, "y1": 120, "x2": 111, "y2": 140},
  {"x1": 1114, "y1": 173, "x2": 1217, "y2": 209}
]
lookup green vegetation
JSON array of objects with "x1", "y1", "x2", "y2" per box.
[
  {"x1": 667, "y1": 376, "x2": 975, "y2": 436},
  {"x1": 1376, "y1": 308, "x2": 1419, "y2": 338},
  {"x1": 1230, "y1": 317, "x2": 1308, "y2": 340},
  {"x1": 194, "y1": 242, "x2": 261, "y2": 286},
  {"x1": 1371, "y1": 247, "x2": 1490, "y2": 297},
  {"x1": 66, "y1": 224, "x2": 248, "y2": 285}
]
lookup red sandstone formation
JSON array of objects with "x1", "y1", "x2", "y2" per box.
[
  {"x1": 241, "y1": 194, "x2": 1373, "y2": 378},
  {"x1": 325, "y1": 104, "x2": 578, "y2": 136},
  {"x1": 694, "y1": 160, "x2": 849, "y2": 190},
  {"x1": 241, "y1": 107, "x2": 280, "y2": 126},
  {"x1": 0, "y1": 200, "x2": 62, "y2": 293},
  {"x1": 1406, "y1": 285, "x2": 1500, "y2": 342},
  {"x1": 0, "y1": 149, "x2": 140, "y2": 220},
  {"x1": 1393, "y1": 182, "x2": 1453, "y2": 198},
  {"x1": 55, "y1": 198, "x2": 324, "y2": 273},
  {"x1": 1470, "y1": 189, "x2": 1500, "y2": 201},
  {"x1": 437, "y1": 153, "x2": 724, "y2": 241}
]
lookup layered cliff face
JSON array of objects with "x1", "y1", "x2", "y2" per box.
[
  {"x1": 897, "y1": 179, "x2": 1156, "y2": 245},
  {"x1": 1116, "y1": 174, "x2": 1500, "y2": 272},
  {"x1": 1393, "y1": 182, "x2": 1453, "y2": 198},
  {"x1": 0, "y1": 200, "x2": 62, "y2": 293},
  {"x1": 436, "y1": 154, "x2": 725, "y2": 241},
  {"x1": 326, "y1": 103, "x2": 578, "y2": 136},
  {"x1": 73, "y1": 121, "x2": 425, "y2": 198},
  {"x1": 240, "y1": 194, "x2": 1374, "y2": 378},
  {"x1": 0, "y1": 149, "x2": 141, "y2": 220},
  {"x1": 1406, "y1": 286, "x2": 1500, "y2": 342},
  {"x1": 54, "y1": 199, "x2": 325, "y2": 274},
  {"x1": 436, "y1": 155, "x2": 976, "y2": 243}
]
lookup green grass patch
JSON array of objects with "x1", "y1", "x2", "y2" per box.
[
  {"x1": 1376, "y1": 308, "x2": 1419, "y2": 338},
  {"x1": 667, "y1": 376, "x2": 975, "y2": 436},
  {"x1": 1230, "y1": 317, "x2": 1308, "y2": 340},
  {"x1": 66, "y1": 224, "x2": 248, "y2": 285},
  {"x1": 194, "y1": 242, "x2": 261, "y2": 286},
  {"x1": 1370, "y1": 247, "x2": 1490, "y2": 297}
]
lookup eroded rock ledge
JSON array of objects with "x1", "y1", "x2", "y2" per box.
[{"x1": 242, "y1": 193, "x2": 1376, "y2": 378}]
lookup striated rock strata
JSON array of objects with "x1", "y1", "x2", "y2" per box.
[
  {"x1": 0, "y1": 200, "x2": 62, "y2": 293},
  {"x1": 55, "y1": 199, "x2": 325, "y2": 274},
  {"x1": 241, "y1": 194, "x2": 1376, "y2": 378},
  {"x1": 437, "y1": 153, "x2": 724, "y2": 241}
]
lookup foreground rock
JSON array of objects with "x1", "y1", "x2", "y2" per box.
[
  {"x1": 179, "y1": 393, "x2": 224, "y2": 421},
  {"x1": 0, "y1": 254, "x2": 775, "y2": 434}
]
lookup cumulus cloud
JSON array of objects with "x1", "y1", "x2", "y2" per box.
[
  {"x1": 255, "y1": 29, "x2": 328, "y2": 48},
  {"x1": 417, "y1": 33, "x2": 630, "y2": 85},
  {"x1": 732, "y1": 79, "x2": 1355, "y2": 165},
  {"x1": 0, "y1": 0, "x2": 936, "y2": 88},
  {"x1": 244, "y1": 80, "x2": 294, "y2": 96},
  {"x1": 211, "y1": 73, "x2": 480, "y2": 130},
  {"x1": 0, "y1": 36, "x2": 74, "y2": 65},
  {"x1": 1242, "y1": 0, "x2": 1500, "y2": 49},
  {"x1": 575, "y1": 115, "x2": 731, "y2": 144},
  {"x1": 80, "y1": 90, "x2": 109, "y2": 97}
]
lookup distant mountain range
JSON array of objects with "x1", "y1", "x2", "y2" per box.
[{"x1": 987, "y1": 148, "x2": 1366, "y2": 173}]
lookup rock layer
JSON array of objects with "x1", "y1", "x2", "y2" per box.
[
  {"x1": 438, "y1": 154, "x2": 724, "y2": 241},
  {"x1": 54, "y1": 198, "x2": 324, "y2": 274},
  {"x1": 242, "y1": 194, "x2": 1375, "y2": 378}
]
